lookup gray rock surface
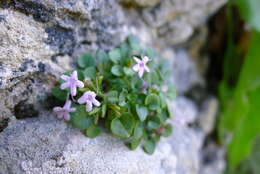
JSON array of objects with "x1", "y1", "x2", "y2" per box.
[
  {"x1": 0, "y1": 0, "x2": 227, "y2": 173},
  {"x1": 0, "y1": 99, "x2": 202, "y2": 174}
]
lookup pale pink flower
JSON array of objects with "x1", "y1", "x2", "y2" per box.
[
  {"x1": 60, "y1": 71, "x2": 84, "y2": 96},
  {"x1": 132, "y1": 56, "x2": 150, "y2": 78},
  {"x1": 78, "y1": 91, "x2": 101, "y2": 112},
  {"x1": 53, "y1": 100, "x2": 76, "y2": 121}
]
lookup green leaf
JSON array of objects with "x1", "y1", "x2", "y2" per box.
[
  {"x1": 143, "y1": 139, "x2": 156, "y2": 154},
  {"x1": 111, "y1": 65, "x2": 123, "y2": 76},
  {"x1": 101, "y1": 104, "x2": 107, "y2": 118},
  {"x1": 128, "y1": 34, "x2": 140, "y2": 49},
  {"x1": 77, "y1": 70, "x2": 85, "y2": 81},
  {"x1": 83, "y1": 66, "x2": 96, "y2": 79},
  {"x1": 88, "y1": 107, "x2": 100, "y2": 115},
  {"x1": 218, "y1": 32, "x2": 260, "y2": 168},
  {"x1": 236, "y1": 0, "x2": 260, "y2": 31},
  {"x1": 145, "y1": 94, "x2": 160, "y2": 110},
  {"x1": 129, "y1": 138, "x2": 142, "y2": 150},
  {"x1": 162, "y1": 124, "x2": 172, "y2": 137},
  {"x1": 123, "y1": 67, "x2": 135, "y2": 76},
  {"x1": 145, "y1": 47, "x2": 157, "y2": 59},
  {"x1": 107, "y1": 91, "x2": 118, "y2": 103},
  {"x1": 147, "y1": 116, "x2": 161, "y2": 130},
  {"x1": 52, "y1": 87, "x2": 67, "y2": 101},
  {"x1": 109, "y1": 49, "x2": 121, "y2": 64},
  {"x1": 133, "y1": 122, "x2": 144, "y2": 140},
  {"x1": 96, "y1": 49, "x2": 109, "y2": 63},
  {"x1": 158, "y1": 109, "x2": 169, "y2": 123},
  {"x1": 71, "y1": 105, "x2": 93, "y2": 130},
  {"x1": 86, "y1": 125, "x2": 101, "y2": 138},
  {"x1": 120, "y1": 42, "x2": 130, "y2": 58},
  {"x1": 135, "y1": 105, "x2": 148, "y2": 122},
  {"x1": 111, "y1": 113, "x2": 135, "y2": 138},
  {"x1": 77, "y1": 53, "x2": 95, "y2": 68},
  {"x1": 119, "y1": 89, "x2": 128, "y2": 106}
]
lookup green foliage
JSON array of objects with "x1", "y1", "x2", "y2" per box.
[
  {"x1": 77, "y1": 53, "x2": 95, "y2": 68},
  {"x1": 235, "y1": 0, "x2": 260, "y2": 32},
  {"x1": 71, "y1": 105, "x2": 94, "y2": 130},
  {"x1": 136, "y1": 105, "x2": 148, "y2": 121},
  {"x1": 52, "y1": 35, "x2": 175, "y2": 154},
  {"x1": 218, "y1": 1, "x2": 260, "y2": 170},
  {"x1": 111, "y1": 113, "x2": 135, "y2": 138},
  {"x1": 86, "y1": 125, "x2": 101, "y2": 138},
  {"x1": 52, "y1": 87, "x2": 68, "y2": 101}
]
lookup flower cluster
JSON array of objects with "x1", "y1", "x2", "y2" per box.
[{"x1": 52, "y1": 35, "x2": 175, "y2": 154}]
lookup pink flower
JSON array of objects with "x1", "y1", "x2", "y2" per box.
[
  {"x1": 132, "y1": 56, "x2": 150, "y2": 78},
  {"x1": 53, "y1": 100, "x2": 76, "y2": 121},
  {"x1": 78, "y1": 91, "x2": 101, "y2": 112},
  {"x1": 60, "y1": 71, "x2": 84, "y2": 96}
]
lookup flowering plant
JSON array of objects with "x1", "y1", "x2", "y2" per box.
[{"x1": 52, "y1": 35, "x2": 176, "y2": 154}]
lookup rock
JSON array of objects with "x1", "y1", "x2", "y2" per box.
[
  {"x1": 0, "y1": 99, "x2": 204, "y2": 174},
  {"x1": 142, "y1": 0, "x2": 227, "y2": 44},
  {"x1": 199, "y1": 143, "x2": 226, "y2": 174},
  {"x1": 172, "y1": 50, "x2": 204, "y2": 94},
  {"x1": 0, "y1": 0, "x2": 227, "y2": 173},
  {"x1": 118, "y1": 0, "x2": 160, "y2": 7},
  {"x1": 198, "y1": 97, "x2": 219, "y2": 135},
  {"x1": 170, "y1": 96, "x2": 198, "y2": 125}
]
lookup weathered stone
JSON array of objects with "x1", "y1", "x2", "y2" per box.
[
  {"x1": 142, "y1": 0, "x2": 227, "y2": 44},
  {"x1": 172, "y1": 50, "x2": 204, "y2": 94},
  {"x1": 198, "y1": 97, "x2": 219, "y2": 135},
  {"x1": 199, "y1": 143, "x2": 226, "y2": 174},
  {"x1": 0, "y1": 100, "x2": 202, "y2": 174},
  {"x1": 0, "y1": 0, "x2": 227, "y2": 173},
  {"x1": 118, "y1": 0, "x2": 160, "y2": 7}
]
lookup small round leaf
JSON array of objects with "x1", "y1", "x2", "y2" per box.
[
  {"x1": 145, "y1": 94, "x2": 160, "y2": 110},
  {"x1": 111, "y1": 65, "x2": 123, "y2": 76},
  {"x1": 71, "y1": 105, "x2": 93, "y2": 130},
  {"x1": 136, "y1": 105, "x2": 148, "y2": 122},
  {"x1": 111, "y1": 113, "x2": 135, "y2": 138},
  {"x1": 83, "y1": 66, "x2": 96, "y2": 79},
  {"x1": 143, "y1": 139, "x2": 156, "y2": 154},
  {"x1": 109, "y1": 49, "x2": 121, "y2": 63},
  {"x1": 86, "y1": 125, "x2": 101, "y2": 138},
  {"x1": 162, "y1": 124, "x2": 172, "y2": 137},
  {"x1": 77, "y1": 53, "x2": 95, "y2": 68}
]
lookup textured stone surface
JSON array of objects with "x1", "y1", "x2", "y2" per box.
[
  {"x1": 0, "y1": 99, "x2": 202, "y2": 174},
  {"x1": 0, "y1": 0, "x2": 227, "y2": 173}
]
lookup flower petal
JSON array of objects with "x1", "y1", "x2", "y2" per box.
[
  {"x1": 63, "y1": 100, "x2": 72, "y2": 109},
  {"x1": 133, "y1": 57, "x2": 141, "y2": 63},
  {"x1": 63, "y1": 113, "x2": 70, "y2": 121},
  {"x1": 133, "y1": 64, "x2": 139, "y2": 72},
  {"x1": 53, "y1": 107, "x2": 62, "y2": 112},
  {"x1": 144, "y1": 65, "x2": 150, "y2": 72},
  {"x1": 72, "y1": 70, "x2": 78, "y2": 79},
  {"x1": 60, "y1": 75, "x2": 70, "y2": 81},
  {"x1": 78, "y1": 95, "x2": 86, "y2": 104},
  {"x1": 60, "y1": 82, "x2": 70, "y2": 89},
  {"x1": 76, "y1": 80, "x2": 84, "y2": 88},
  {"x1": 70, "y1": 86, "x2": 77, "y2": 96},
  {"x1": 138, "y1": 68, "x2": 144, "y2": 78},
  {"x1": 143, "y1": 56, "x2": 149, "y2": 63},
  {"x1": 86, "y1": 101, "x2": 93, "y2": 112},
  {"x1": 92, "y1": 99, "x2": 100, "y2": 106},
  {"x1": 68, "y1": 108, "x2": 76, "y2": 112},
  {"x1": 89, "y1": 91, "x2": 96, "y2": 97}
]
